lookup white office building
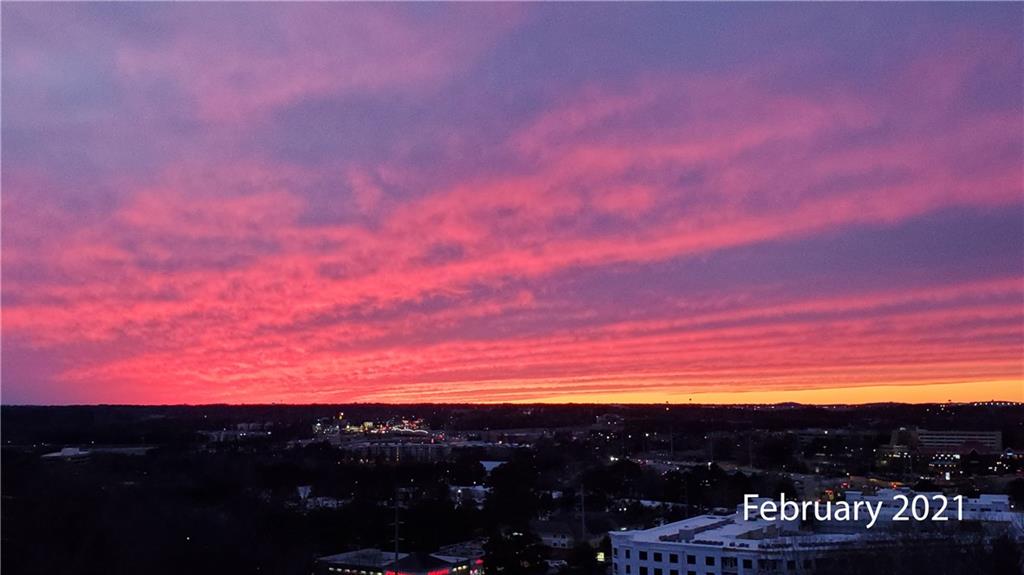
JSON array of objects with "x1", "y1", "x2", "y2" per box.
[{"x1": 609, "y1": 491, "x2": 1020, "y2": 575}]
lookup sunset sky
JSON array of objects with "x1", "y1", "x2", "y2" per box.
[{"x1": 3, "y1": 3, "x2": 1022, "y2": 405}]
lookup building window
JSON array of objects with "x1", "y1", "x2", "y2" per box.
[
  {"x1": 626, "y1": 550, "x2": 631, "y2": 559},
  {"x1": 654, "y1": 569, "x2": 662, "y2": 575},
  {"x1": 669, "y1": 570, "x2": 678, "y2": 575},
  {"x1": 640, "y1": 567, "x2": 648, "y2": 575},
  {"x1": 803, "y1": 559, "x2": 813, "y2": 569},
  {"x1": 669, "y1": 555, "x2": 678, "y2": 564},
  {"x1": 787, "y1": 560, "x2": 796, "y2": 571},
  {"x1": 639, "y1": 552, "x2": 648, "y2": 561},
  {"x1": 705, "y1": 557, "x2": 714, "y2": 567},
  {"x1": 614, "y1": 548, "x2": 619, "y2": 557},
  {"x1": 654, "y1": 553, "x2": 663, "y2": 562},
  {"x1": 626, "y1": 566, "x2": 631, "y2": 574},
  {"x1": 742, "y1": 559, "x2": 752, "y2": 569},
  {"x1": 687, "y1": 556, "x2": 696, "y2": 565}
]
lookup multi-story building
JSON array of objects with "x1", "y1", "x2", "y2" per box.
[
  {"x1": 609, "y1": 491, "x2": 1020, "y2": 575},
  {"x1": 891, "y1": 428, "x2": 1002, "y2": 455},
  {"x1": 336, "y1": 438, "x2": 453, "y2": 462}
]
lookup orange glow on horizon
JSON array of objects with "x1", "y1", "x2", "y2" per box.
[{"x1": 503, "y1": 379, "x2": 1023, "y2": 406}]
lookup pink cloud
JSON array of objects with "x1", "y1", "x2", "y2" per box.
[
  {"x1": 115, "y1": 4, "x2": 521, "y2": 122},
  {"x1": 3, "y1": 22, "x2": 1021, "y2": 404}
]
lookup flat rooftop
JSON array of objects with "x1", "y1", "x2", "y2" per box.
[
  {"x1": 614, "y1": 514, "x2": 865, "y2": 549},
  {"x1": 319, "y1": 549, "x2": 407, "y2": 568}
]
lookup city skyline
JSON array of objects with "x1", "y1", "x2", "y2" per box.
[{"x1": 3, "y1": 3, "x2": 1022, "y2": 405}]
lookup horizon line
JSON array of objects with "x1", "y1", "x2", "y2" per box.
[{"x1": 3, "y1": 399, "x2": 1021, "y2": 409}]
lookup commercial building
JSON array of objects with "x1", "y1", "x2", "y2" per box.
[
  {"x1": 609, "y1": 490, "x2": 1020, "y2": 575},
  {"x1": 336, "y1": 438, "x2": 453, "y2": 462},
  {"x1": 891, "y1": 428, "x2": 1002, "y2": 455},
  {"x1": 530, "y1": 517, "x2": 611, "y2": 552}
]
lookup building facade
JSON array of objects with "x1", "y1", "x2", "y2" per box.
[
  {"x1": 891, "y1": 428, "x2": 1003, "y2": 454},
  {"x1": 609, "y1": 491, "x2": 1020, "y2": 575}
]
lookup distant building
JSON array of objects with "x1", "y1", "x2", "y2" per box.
[
  {"x1": 532, "y1": 520, "x2": 577, "y2": 550},
  {"x1": 530, "y1": 517, "x2": 610, "y2": 551},
  {"x1": 314, "y1": 548, "x2": 482, "y2": 575},
  {"x1": 595, "y1": 414, "x2": 625, "y2": 430},
  {"x1": 436, "y1": 540, "x2": 486, "y2": 562},
  {"x1": 827, "y1": 489, "x2": 1014, "y2": 530},
  {"x1": 336, "y1": 438, "x2": 452, "y2": 462},
  {"x1": 450, "y1": 485, "x2": 490, "y2": 509},
  {"x1": 200, "y1": 428, "x2": 272, "y2": 442},
  {"x1": 41, "y1": 447, "x2": 90, "y2": 459},
  {"x1": 41, "y1": 446, "x2": 154, "y2": 458},
  {"x1": 892, "y1": 428, "x2": 1002, "y2": 455},
  {"x1": 480, "y1": 460, "x2": 506, "y2": 474}
]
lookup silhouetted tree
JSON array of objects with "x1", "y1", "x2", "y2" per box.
[
  {"x1": 483, "y1": 530, "x2": 545, "y2": 575},
  {"x1": 562, "y1": 542, "x2": 599, "y2": 575}
]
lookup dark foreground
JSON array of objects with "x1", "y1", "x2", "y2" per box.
[{"x1": 2, "y1": 403, "x2": 1022, "y2": 574}]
